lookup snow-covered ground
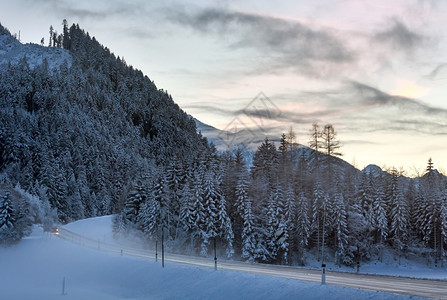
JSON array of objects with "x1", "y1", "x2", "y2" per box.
[
  {"x1": 0, "y1": 216, "x2": 428, "y2": 299},
  {"x1": 0, "y1": 33, "x2": 71, "y2": 70},
  {"x1": 66, "y1": 216, "x2": 447, "y2": 281},
  {"x1": 303, "y1": 251, "x2": 447, "y2": 281}
]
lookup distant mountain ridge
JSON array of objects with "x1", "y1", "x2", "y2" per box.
[{"x1": 194, "y1": 117, "x2": 447, "y2": 182}]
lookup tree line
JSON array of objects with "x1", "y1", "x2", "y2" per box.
[{"x1": 116, "y1": 124, "x2": 447, "y2": 266}]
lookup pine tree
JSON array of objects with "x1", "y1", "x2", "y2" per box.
[
  {"x1": 233, "y1": 165, "x2": 249, "y2": 250},
  {"x1": 138, "y1": 197, "x2": 158, "y2": 238},
  {"x1": 62, "y1": 19, "x2": 71, "y2": 50},
  {"x1": 421, "y1": 158, "x2": 442, "y2": 261},
  {"x1": 265, "y1": 185, "x2": 280, "y2": 262},
  {"x1": 319, "y1": 124, "x2": 342, "y2": 180},
  {"x1": 295, "y1": 191, "x2": 310, "y2": 264},
  {"x1": 49, "y1": 25, "x2": 53, "y2": 47},
  {"x1": 320, "y1": 124, "x2": 342, "y2": 158},
  {"x1": 440, "y1": 189, "x2": 447, "y2": 264},
  {"x1": 241, "y1": 197, "x2": 256, "y2": 261},
  {"x1": 152, "y1": 175, "x2": 170, "y2": 234},
  {"x1": 412, "y1": 187, "x2": 426, "y2": 241},
  {"x1": 166, "y1": 161, "x2": 185, "y2": 240},
  {"x1": 332, "y1": 189, "x2": 350, "y2": 266},
  {"x1": 277, "y1": 213, "x2": 290, "y2": 264},
  {"x1": 0, "y1": 192, "x2": 18, "y2": 243},
  {"x1": 123, "y1": 180, "x2": 147, "y2": 224},
  {"x1": 217, "y1": 191, "x2": 234, "y2": 258},
  {"x1": 390, "y1": 190, "x2": 409, "y2": 258},
  {"x1": 373, "y1": 183, "x2": 388, "y2": 244},
  {"x1": 251, "y1": 137, "x2": 278, "y2": 183},
  {"x1": 0, "y1": 192, "x2": 15, "y2": 230},
  {"x1": 310, "y1": 181, "x2": 325, "y2": 254},
  {"x1": 278, "y1": 133, "x2": 289, "y2": 182},
  {"x1": 308, "y1": 122, "x2": 321, "y2": 154},
  {"x1": 199, "y1": 171, "x2": 220, "y2": 256},
  {"x1": 426, "y1": 157, "x2": 434, "y2": 174},
  {"x1": 112, "y1": 212, "x2": 128, "y2": 236},
  {"x1": 182, "y1": 168, "x2": 206, "y2": 250},
  {"x1": 357, "y1": 172, "x2": 374, "y2": 225},
  {"x1": 180, "y1": 177, "x2": 194, "y2": 233}
]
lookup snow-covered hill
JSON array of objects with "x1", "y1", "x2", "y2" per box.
[
  {"x1": 363, "y1": 164, "x2": 384, "y2": 177},
  {"x1": 0, "y1": 217, "x2": 425, "y2": 299},
  {"x1": 193, "y1": 117, "x2": 263, "y2": 151},
  {"x1": 0, "y1": 31, "x2": 71, "y2": 70}
]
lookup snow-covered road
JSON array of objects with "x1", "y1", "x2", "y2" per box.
[{"x1": 57, "y1": 225, "x2": 447, "y2": 299}]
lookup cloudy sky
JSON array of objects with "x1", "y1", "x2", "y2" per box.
[{"x1": 1, "y1": 0, "x2": 446, "y2": 174}]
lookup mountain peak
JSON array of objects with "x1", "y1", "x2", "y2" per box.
[{"x1": 362, "y1": 164, "x2": 383, "y2": 177}]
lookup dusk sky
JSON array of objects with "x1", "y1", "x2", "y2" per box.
[{"x1": 1, "y1": 0, "x2": 446, "y2": 175}]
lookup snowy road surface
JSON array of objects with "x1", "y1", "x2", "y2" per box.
[{"x1": 57, "y1": 226, "x2": 447, "y2": 299}]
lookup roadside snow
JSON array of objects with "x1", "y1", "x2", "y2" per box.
[
  {"x1": 0, "y1": 218, "x2": 421, "y2": 300},
  {"x1": 64, "y1": 216, "x2": 115, "y2": 243},
  {"x1": 66, "y1": 216, "x2": 447, "y2": 281}
]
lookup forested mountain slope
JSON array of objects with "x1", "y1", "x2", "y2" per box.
[{"x1": 0, "y1": 22, "x2": 210, "y2": 232}]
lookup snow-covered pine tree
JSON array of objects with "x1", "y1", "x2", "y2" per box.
[
  {"x1": 14, "y1": 188, "x2": 33, "y2": 238},
  {"x1": 152, "y1": 174, "x2": 170, "y2": 235},
  {"x1": 357, "y1": 172, "x2": 374, "y2": 226},
  {"x1": 0, "y1": 192, "x2": 14, "y2": 229},
  {"x1": 200, "y1": 171, "x2": 219, "y2": 256},
  {"x1": 440, "y1": 189, "x2": 447, "y2": 265},
  {"x1": 180, "y1": 167, "x2": 206, "y2": 250},
  {"x1": 310, "y1": 181, "x2": 324, "y2": 253},
  {"x1": 412, "y1": 187, "x2": 426, "y2": 241},
  {"x1": 420, "y1": 161, "x2": 442, "y2": 262},
  {"x1": 294, "y1": 149, "x2": 310, "y2": 194},
  {"x1": 332, "y1": 188, "x2": 350, "y2": 266},
  {"x1": 165, "y1": 161, "x2": 185, "y2": 240},
  {"x1": 220, "y1": 152, "x2": 237, "y2": 231},
  {"x1": 137, "y1": 181, "x2": 160, "y2": 238},
  {"x1": 179, "y1": 174, "x2": 194, "y2": 232},
  {"x1": 217, "y1": 191, "x2": 234, "y2": 258},
  {"x1": 233, "y1": 165, "x2": 249, "y2": 250},
  {"x1": 251, "y1": 137, "x2": 278, "y2": 183},
  {"x1": 265, "y1": 185, "x2": 280, "y2": 262},
  {"x1": 285, "y1": 186, "x2": 296, "y2": 250},
  {"x1": 390, "y1": 189, "x2": 409, "y2": 259},
  {"x1": 70, "y1": 187, "x2": 85, "y2": 220},
  {"x1": 277, "y1": 214, "x2": 290, "y2": 264},
  {"x1": 0, "y1": 192, "x2": 18, "y2": 243},
  {"x1": 373, "y1": 182, "x2": 388, "y2": 244},
  {"x1": 112, "y1": 212, "x2": 128, "y2": 237},
  {"x1": 123, "y1": 180, "x2": 147, "y2": 224},
  {"x1": 295, "y1": 191, "x2": 310, "y2": 265},
  {"x1": 241, "y1": 196, "x2": 256, "y2": 261},
  {"x1": 278, "y1": 133, "x2": 291, "y2": 185}
]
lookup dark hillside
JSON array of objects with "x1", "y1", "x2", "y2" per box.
[{"x1": 0, "y1": 22, "x2": 209, "y2": 223}]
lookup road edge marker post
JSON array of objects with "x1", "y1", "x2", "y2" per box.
[
  {"x1": 62, "y1": 276, "x2": 66, "y2": 295},
  {"x1": 214, "y1": 237, "x2": 217, "y2": 271},
  {"x1": 162, "y1": 228, "x2": 165, "y2": 268},
  {"x1": 321, "y1": 264, "x2": 326, "y2": 285}
]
